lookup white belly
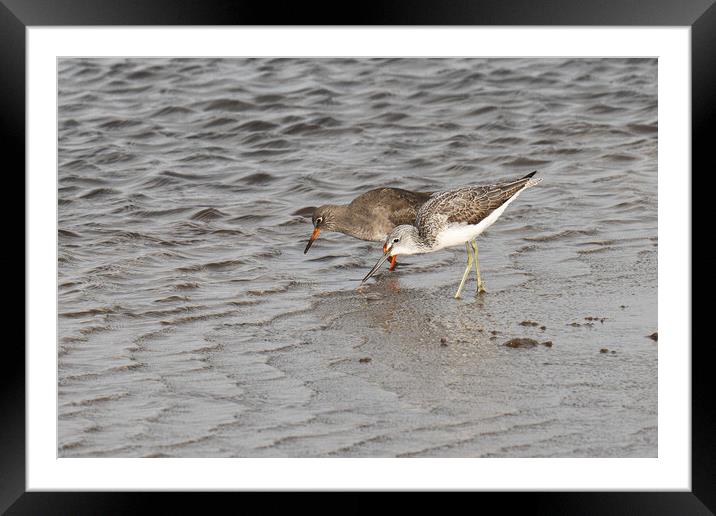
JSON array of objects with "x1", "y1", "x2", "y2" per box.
[{"x1": 433, "y1": 188, "x2": 525, "y2": 251}]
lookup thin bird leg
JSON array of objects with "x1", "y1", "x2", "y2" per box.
[
  {"x1": 454, "y1": 242, "x2": 475, "y2": 299},
  {"x1": 471, "y1": 240, "x2": 487, "y2": 294}
]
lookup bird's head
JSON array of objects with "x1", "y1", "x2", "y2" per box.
[
  {"x1": 304, "y1": 205, "x2": 337, "y2": 254},
  {"x1": 363, "y1": 225, "x2": 421, "y2": 284},
  {"x1": 381, "y1": 225, "x2": 420, "y2": 257}
]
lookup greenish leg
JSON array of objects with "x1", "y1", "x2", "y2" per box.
[
  {"x1": 454, "y1": 242, "x2": 475, "y2": 299},
  {"x1": 471, "y1": 239, "x2": 487, "y2": 294}
]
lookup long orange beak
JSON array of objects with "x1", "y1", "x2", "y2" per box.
[{"x1": 304, "y1": 227, "x2": 321, "y2": 254}]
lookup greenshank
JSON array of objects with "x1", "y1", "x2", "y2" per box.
[{"x1": 361, "y1": 171, "x2": 542, "y2": 298}]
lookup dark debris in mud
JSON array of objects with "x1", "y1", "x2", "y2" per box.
[
  {"x1": 503, "y1": 338, "x2": 553, "y2": 349},
  {"x1": 585, "y1": 316, "x2": 607, "y2": 323},
  {"x1": 519, "y1": 320, "x2": 540, "y2": 327}
]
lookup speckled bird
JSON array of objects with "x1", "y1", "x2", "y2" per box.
[{"x1": 361, "y1": 171, "x2": 542, "y2": 298}]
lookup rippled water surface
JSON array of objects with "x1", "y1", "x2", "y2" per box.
[{"x1": 58, "y1": 58, "x2": 657, "y2": 457}]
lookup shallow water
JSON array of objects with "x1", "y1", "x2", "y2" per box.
[{"x1": 58, "y1": 58, "x2": 657, "y2": 457}]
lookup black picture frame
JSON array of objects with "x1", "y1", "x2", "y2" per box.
[{"x1": 5, "y1": 0, "x2": 710, "y2": 513}]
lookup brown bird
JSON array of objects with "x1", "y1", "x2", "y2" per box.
[{"x1": 304, "y1": 187, "x2": 432, "y2": 270}]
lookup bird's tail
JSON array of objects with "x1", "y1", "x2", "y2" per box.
[{"x1": 522, "y1": 170, "x2": 542, "y2": 188}]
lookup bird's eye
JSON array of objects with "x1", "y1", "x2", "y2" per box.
[
  {"x1": 316, "y1": 217, "x2": 323, "y2": 224},
  {"x1": 393, "y1": 238, "x2": 399, "y2": 243}
]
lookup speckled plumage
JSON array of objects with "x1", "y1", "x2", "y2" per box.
[
  {"x1": 415, "y1": 172, "x2": 541, "y2": 246},
  {"x1": 361, "y1": 171, "x2": 542, "y2": 296}
]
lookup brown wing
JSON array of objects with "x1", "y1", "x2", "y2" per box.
[
  {"x1": 417, "y1": 174, "x2": 535, "y2": 241},
  {"x1": 446, "y1": 180, "x2": 530, "y2": 226},
  {"x1": 386, "y1": 190, "x2": 433, "y2": 226},
  {"x1": 350, "y1": 188, "x2": 432, "y2": 225},
  {"x1": 332, "y1": 187, "x2": 432, "y2": 240}
]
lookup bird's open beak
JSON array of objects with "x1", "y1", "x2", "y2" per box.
[
  {"x1": 362, "y1": 248, "x2": 391, "y2": 284},
  {"x1": 304, "y1": 227, "x2": 320, "y2": 254}
]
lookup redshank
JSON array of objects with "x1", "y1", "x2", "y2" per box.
[{"x1": 304, "y1": 187, "x2": 432, "y2": 270}]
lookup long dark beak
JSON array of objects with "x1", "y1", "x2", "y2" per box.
[
  {"x1": 304, "y1": 227, "x2": 320, "y2": 254},
  {"x1": 361, "y1": 249, "x2": 391, "y2": 284}
]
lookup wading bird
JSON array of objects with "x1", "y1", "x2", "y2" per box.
[
  {"x1": 304, "y1": 187, "x2": 432, "y2": 270},
  {"x1": 361, "y1": 171, "x2": 542, "y2": 298}
]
